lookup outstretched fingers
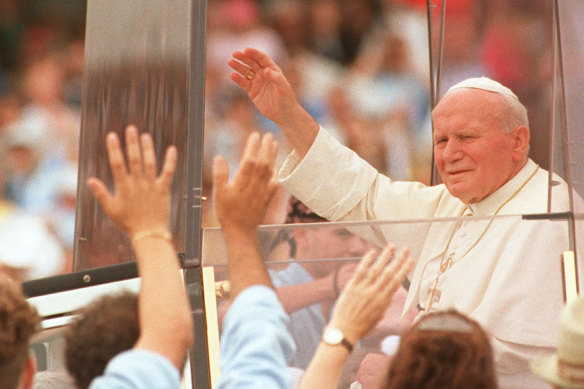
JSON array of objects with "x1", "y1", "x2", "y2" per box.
[
  {"x1": 369, "y1": 244, "x2": 396, "y2": 276},
  {"x1": 234, "y1": 132, "x2": 261, "y2": 186},
  {"x1": 377, "y1": 247, "x2": 412, "y2": 298},
  {"x1": 87, "y1": 177, "x2": 114, "y2": 214},
  {"x1": 105, "y1": 132, "x2": 128, "y2": 184},
  {"x1": 212, "y1": 155, "x2": 229, "y2": 193},
  {"x1": 255, "y1": 133, "x2": 278, "y2": 201},
  {"x1": 157, "y1": 145, "x2": 177, "y2": 189},
  {"x1": 255, "y1": 133, "x2": 277, "y2": 181},
  {"x1": 232, "y1": 49, "x2": 263, "y2": 73},
  {"x1": 228, "y1": 56, "x2": 255, "y2": 77},
  {"x1": 242, "y1": 47, "x2": 281, "y2": 72},
  {"x1": 353, "y1": 249, "x2": 378, "y2": 282},
  {"x1": 141, "y1": 133, "x2": 157, "y2": 179},
  {"x1": 124, "y1": 125, "x2": 143, "y2": 175}
]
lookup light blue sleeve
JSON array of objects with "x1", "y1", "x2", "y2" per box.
[
  {"x1": 216, "y1": 285, "x2": 296, "y2": 389},
  {"x1": 89, "y1": 349, "x2": 181, "y2": 389}
]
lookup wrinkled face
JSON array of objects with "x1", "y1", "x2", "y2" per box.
[{"x1": 432, "y1": 89, "x2": 523, "y2": 204}]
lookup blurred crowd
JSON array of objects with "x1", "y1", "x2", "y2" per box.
[
  {"x1": 0, "y1": 0, "x2": 554, "y2": 281},
  {"x1": 0, "y1": 0, "x2": 85, "y2": 279}
]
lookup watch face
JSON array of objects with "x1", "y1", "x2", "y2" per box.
[{"x1": 324, "y1": 327, "x2": 343, "y2": 344}]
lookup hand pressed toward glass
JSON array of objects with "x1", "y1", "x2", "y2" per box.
[
  {"x1": 330, "y1": 245, "x2": 413, "y2": 345},
  {"x1": 86, "y1": 125, "x2": 177, "y2": 240}
]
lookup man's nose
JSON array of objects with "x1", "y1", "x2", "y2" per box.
[{"x1": 442, "y1": 138, "x2": 464, "y2": 162}]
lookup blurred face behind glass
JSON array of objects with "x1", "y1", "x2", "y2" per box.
[
  {"x1": 432, "y1": 89, "x2": 526, "y2": 204},
  {"x1": 297, "y1": 226, "x2": 370, "y2": 278}
]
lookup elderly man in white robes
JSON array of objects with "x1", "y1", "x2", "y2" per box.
[{"x1": 228, "y1": 47, "x2": 575, "y2": 388}]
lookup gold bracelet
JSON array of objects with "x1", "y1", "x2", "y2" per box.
[{"x1": 131, "y1": 231, "x2": 172, "y2": 245}]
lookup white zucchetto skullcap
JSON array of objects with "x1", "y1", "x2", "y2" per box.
[{"x1": 446, "y1": 77, "x2": 519, "y2": 100}]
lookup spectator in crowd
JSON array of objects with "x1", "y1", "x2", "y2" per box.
[
  {"x1": 382, "y1": 310, "x2": 498, "y2": 389},
  {"x1": 0, "y1": 275, "x2": 40, "y2": 389},
  {"x1": 0, "y1": 51, "x2": 80, "y2": 261},
  {"x1": 84, "y1": 125, "x2": 193, "y2": 388},
  {"x1": 530, "y1": 296, "x2": 584, "y2": 389},
  {"x1": 267, "y1": 195, "x2": 368, "y2": 369},
  {"x1": 64, "y1": 291, "x2": 139, "y2": 389},
  {"x1": 0, "y1": 166, "x2": 65, "y2": 281},
  {"x1": 2, "y1": 50, "x2": 79, "y2": 233}
]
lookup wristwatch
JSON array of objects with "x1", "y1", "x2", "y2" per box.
[{"x1": 322, "y1": 326, "x2": 354, "y2": 353}]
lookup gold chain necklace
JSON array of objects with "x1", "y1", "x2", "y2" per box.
[{"x1": 424, "y1": 164, "x2": 540, "y2": 312}]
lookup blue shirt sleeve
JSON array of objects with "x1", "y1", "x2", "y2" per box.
[
  {"x1": 89, "y1": 349, "x2": 181, "y2": 389},
  {"x1": 216, "y1": 285, "x2": 296, "y2": 389}
]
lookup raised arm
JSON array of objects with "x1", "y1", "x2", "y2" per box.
[
  {"x1": 212, "y1": 131, "x2": 279, "y2": 297},
  {"x1": 214, "y1": 133, "x2": 296, "y2": 389},
  {"x1": 87, "y1": 125, "x2": 193, "y2": 370},
  {"x1": 228, "y1": 48, "x2": 319, "y2": 158},
  {"x1": 299, "y1": 245, "x2": 413, "y2": 389}
]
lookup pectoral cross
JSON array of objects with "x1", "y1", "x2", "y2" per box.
[
  {"x1": 424, "y1": 253, "x2": 454, "y2": 312},
  {"x1": 425, "y1": 277, "x2": 442, "y2": 312}
]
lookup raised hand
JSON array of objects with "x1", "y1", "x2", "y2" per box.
[
  {"x1": 330, "y1": 245, "x2": 413, "y2": 345},
  {"x1": 213, "y1": 132, "x2": 279, "y2": 232},
  {"x1": 87, "y1": 125, "x2": 177, "y2": 239},
  {"x1": 228, "y1": 48, "x2": 297, "y2": 125},
  {"x1": 213, "y1": 132, "x2": 280, "y2": 298},
  {"x1": 228, "y1": 48, "x2": 319, "y2": 157}
]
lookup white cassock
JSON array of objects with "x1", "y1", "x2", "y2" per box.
[{"x1": 279, "y1": 128, "x2": 577, "y2": 389}]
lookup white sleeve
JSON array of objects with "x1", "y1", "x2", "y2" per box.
[{"x1": 278, "y1": 127, "x2": 449, "y2": 222}]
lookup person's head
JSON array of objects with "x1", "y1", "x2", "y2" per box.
[
  {"x1": 20, "y1": 53, "x2": 66, "y2": 106},
  {"x1": 432, "y1": 77, "x2": 530, "y2": 204},
  {"x1": 0, "y1": 275, "x2": 40, "y2": 389},
  {"x1": 64, "y1": 291, "x2": 139, "y2": 389},
  {"x1": 284, "y1": 197, "x2": 369, "y2": 277},
  {"x1": 384, "y1": 310, "x2": 498, "y2": 389},
  {"x1": 531, "y1": 296, "x2": 584, "y2": 389}
]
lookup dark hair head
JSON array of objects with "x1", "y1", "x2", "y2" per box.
[
  {"x1": 268, "y1": 196, "x2": 327, "y2": 257},
  {"x1": 384, "y1": 310, "x2": 498, "y2": 389},
  {"x1": 64, "y1": 291, "x2": 139, "y2": 389},
  {"x1": 285, "y1": 196, "x2": 326, "y2": 224},
  {"x1": 0, "y1": 275, "x2": 40, "y2": 389}
]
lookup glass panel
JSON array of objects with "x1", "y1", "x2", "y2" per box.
[
  {"x1": 556, "y1": 0, "x2": 584, "y2": 289},
  {"x1": 73, "y1": 0, "x2": 191, "y2": 270},
  {"x1": 557, "y1": 0, "x2": 584, "y2": 206},
  {"x1": 28, "y1": 214, "x2": 576, "y2": 385},
  {"x1": 203, "y1": 215, "x2": 574, "y2": 381}
]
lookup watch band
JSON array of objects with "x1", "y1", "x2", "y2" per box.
[
  {"x1": 322, "y1": 327, "x2": 354, "y2": 353},
  {"x1": 338, "y1": 337, "x2": 354, "y2": 353}
]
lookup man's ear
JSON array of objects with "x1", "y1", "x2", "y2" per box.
[
  {"x1": 19, "y1": 356, "x2": 36, "y2": 389},
  {"x1": 511, "y1": 125, "x2": 530, "y2": 162}
]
